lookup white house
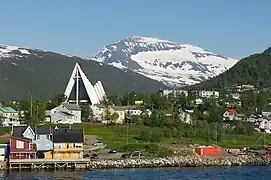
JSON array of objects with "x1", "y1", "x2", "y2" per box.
[
  {"x1": 198, "y1": 91, "x2": 219, "y2": 98},
  {"x1": 45, "y1": 103, "x2": 81, "y2": 124},
  {"x1": 256, "y1": 119, "x2": 271, "y2": 134},
  {"x1": 231, "y1": 93, "x2": 241, "y2": 100},
  {"x1": 161, "y1": 89, "x2": 188, "y2": 97},
  {"x1": 193, "y1": 98, "x2": 204, "y2": 105}
]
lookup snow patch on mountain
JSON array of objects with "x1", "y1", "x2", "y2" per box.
[
  {"x1": 91, "y1": 36, "x2": 238, "y2": 87},
  {"x1": 0, "y1": 44, "x2": 31, "y2": 58}
]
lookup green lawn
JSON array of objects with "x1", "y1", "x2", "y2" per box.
[{"x1": 73, "y1": 123, "x2": 271, "y2": 156}]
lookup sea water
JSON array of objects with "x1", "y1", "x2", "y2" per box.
[{"x1": 0, "y1": 166, "x2": 270, "y2": 180}]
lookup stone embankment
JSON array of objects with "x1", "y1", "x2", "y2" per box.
[{"x1": 86, "y1": 155, "x2": 271, "y2": 169}]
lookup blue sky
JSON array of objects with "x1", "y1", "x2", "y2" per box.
[{"x1": 0, "y1": 0, "x2": 270, "y2": 59}]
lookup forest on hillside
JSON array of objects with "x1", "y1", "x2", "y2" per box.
[{"x1": 194, "y1": 48, "x2": 271, "y2": 90}]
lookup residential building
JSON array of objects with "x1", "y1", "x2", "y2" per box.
[
  {"x1": 0, "y1": 144, "x2": 8, "y2": 161},
  {"x1": 262, "y1": 111, "x2": 271, "y2": 117},
  {"x1": 112, "y1": 107, "x2": 125, "y2": 124},
  {"x1": 92, "y1": 105, "x2": 150, "y2": 123},
  {"x1": 10, "y1": 126, "x2": 36, "y2": 159},
  {"x1": 193, "y1": 98, "x2": 204, "y2": 105},
  {"x1": 52, "y1": 128, "x2": 84, "y2": 159},
  {"x1": 223, "y1": 109, "x2": 238, "y2": 121},
  {"x1": 33, "y1": 126, "x2": 53, "y2": 152},
  {"x1": 234, "y1": 84, "x2": 255, "y2": 92},
  {"x1": 255, "y1": 118, "x2": 271, "y2": 134},
  {"x1": 45, "y1": 103, "x2": 82, "y2": 124},
  {"x1": 231, "y1": 93, "x2": 241, "y2": 100},
  {"x1": 11, "y1": 126, "x2": 54, "y2": 159},
  {"x1": 90, "y1": 105, "x2": 103, "y2": 121},
  {"x1": 44, "y1": 107, "x2": 58, "y2": 122},
  {"x1": 198, "y1": 91, "x2": 219, "y2": 98},
  {"x1": 161, "y1": 89, "x2": 188, "y2": 97},
  {"x1": 9, "y1": 136, "x2": 36, "y2": 159},
  {"x1": 101, "y1": 107, "x2": 125, "y2": 124},
  {"x1": 0, "y1": 105, "x2": 20, "y2": 127},
  {"x1": 179, "y1": 111, "x2": 192, "y2": 124},
  {"x1": 234, "y1": 114, "x2": 246, "y2": 121},
  {"x1": 247, "y1": 114, "x2": 264, "y2": 123}
]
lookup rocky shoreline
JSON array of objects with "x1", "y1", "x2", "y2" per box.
[{"x1": 86, "y1": 155, "x2": 271, "y2": 169}]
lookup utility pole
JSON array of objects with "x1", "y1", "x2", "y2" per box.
[
  {"x1": 30, "y1": 91, "x2": 33, "y2": 119},
  {"x1": 36, "y1": 105, "x2": 39, "y2": 125},
  {"x1": 127, "y1": 97, "x2": 130, "y2": 145},
  {"x1": 215, "y1": 122, "x2": 218, "y2": 145}
]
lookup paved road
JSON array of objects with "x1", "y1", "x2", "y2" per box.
[{"x1": 97, "y1": 152, "x2": 123, "y2": 160}]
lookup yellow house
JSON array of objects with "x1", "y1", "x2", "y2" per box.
[
  {"x1": 52, "y1": 129, "x2": 84, "y2": 159},
  {"x1": 101, "y1": 107, "x2": 125, "y2": 124}
]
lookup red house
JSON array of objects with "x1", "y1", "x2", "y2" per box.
[
  {"x1": 9, "y1": 126, "x2": 36, "y2": 159},
  {"x1": 227, "y1": 109, "x2": 238, "y2": 115},
  {"x1": 223, "y1": 109, "x2": 238, "y2": 121},
  {"x1": 10, "y1": 136, "x2": 36, "y2": 159}
]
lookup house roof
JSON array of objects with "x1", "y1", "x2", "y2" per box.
[
  {"x1": 10, "y1": 135, "x2": 32, "y2": 142},
  {"x1": 35, "y1": 126, "x2": 51, "y2": 134},
  {"x1": 62, "y1": 103, "x2": 81, "y2": 111},
  {"x1": 228, "y1": 109, "x2": 238, "y2": 115},
  {"x1": 59, "y1": 111, "x2": 74, "y2": 116},
  {"x1": 112, "y1": 107, "x2": 126, "y2": 111},
  {"x1": 236, "y1": 113, "x2": 246, "y2": 117},
  {"x1": 53, "y1": 129, "x2": 83, "y2": 143},
  {"x1": 54, "y1": 125, "x2": 72, "y2": 130},
  {"x1": 0, "y1": 106, "x2": 17, "y2": 113},
  {"x1": 12, "y1": 126, "x2": 28, "y2": 138},
  {"x1": 98, "y1": 105, "x2": 140, "y2": 111}
]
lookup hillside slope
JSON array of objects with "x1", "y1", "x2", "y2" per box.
[
  {"x1": 194, "y1": 47, "x2": 271, "y2": 89},
  {"x1": 0, "y1": 45, "x2": 167, "y2": 100},
  {"x1": 91, "y1": 36, "x2": 238, "y2": 87}
]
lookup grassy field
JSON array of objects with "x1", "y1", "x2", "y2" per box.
[
  {"x1": 1, "y1": 123, "x2": 270, "y2": 156},
  {"x1": 73, "y1": 123, "x2": 271, "y2": 156}
]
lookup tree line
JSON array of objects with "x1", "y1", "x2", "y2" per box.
[{"x1": 2, "y1": 88, "x2": 271, "y2": 142}]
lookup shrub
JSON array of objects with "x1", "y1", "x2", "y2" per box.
[
  {"x1": 158, "y1": 149, "x2": 175, "y2": 157},
  {"x1": 170, "y1": 127, "x2": 178, "y2": 137},
  {"x1": 135, "y1": 130, "x2": 150, "y2": 141},
  {"x1": 145, "y1": 144, "x2": 160, "y2": 154},
  {"x1": 150, "y1": 131, "x2": 164, "y2": 142},
  {"x1": 163, "y1": 128, "x2": 171, "y2": 138},
  {"x1": 120, "y1": 144, "x2": 146, "y2": 152}
]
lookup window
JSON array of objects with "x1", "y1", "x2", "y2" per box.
[{"x1": 16, "y1": 140, "x2": 24, "y2": 149}]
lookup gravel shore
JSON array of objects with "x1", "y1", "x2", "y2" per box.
[{"x1": 86, "y1": 155, "x2": 271, "y2": 169}]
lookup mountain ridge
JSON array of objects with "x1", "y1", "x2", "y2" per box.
[
  {"x1": 90, "y1": 36, "x2": 238, "y2": 87},
  {"x1": 0, "y1": 44, "x2": 168, "y2": 100},
  {"x1": 193, "y1": 47, "x2": 271, "y2": 89}
]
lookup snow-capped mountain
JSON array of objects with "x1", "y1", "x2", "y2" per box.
[
  {"x1": 91, "y1": 36, "x2": 238, "y2": 87},
  {"x1": 0, "y1": 43, "x2": 167, "y2": 100}
]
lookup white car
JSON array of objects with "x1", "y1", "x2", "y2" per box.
[{"x1": 93, "y1": 142, "x2": 104, "y2": 146}]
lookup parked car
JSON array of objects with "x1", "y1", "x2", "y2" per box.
[
  {"x1": 93, "y1": 142, "x2": 104, "y2": 146},
  {"x1": 131, "y1": 151, "x2": 142, "y2": 157},
  {"x1": 121, "y1": 151, "x2": 142, "y2": 158},
  {"x1": 121, "y1": 153, "x2": 130, "y2": 158},
  {"x1": 84, "y1": 153, "x2": 98, "y2": 159},
  {"x1": 108, "y1": 149, "x2": 117, "y2": 154}
]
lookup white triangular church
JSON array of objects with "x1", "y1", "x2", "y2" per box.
[{"x1": 64, "y1": 62, "x2": 106, "y2": 105}]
